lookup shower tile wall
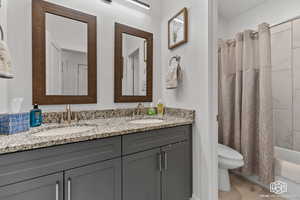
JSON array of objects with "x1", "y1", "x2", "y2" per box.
[
  {"x1": 271, "y1": 22, "x2": 293, "y2": 149},
  {"x1": 294, "y1": 19, "x2": 300, "y2": 151},
  {"x1": 272, "y1": 19, "x2": 300, "y2": 152}
]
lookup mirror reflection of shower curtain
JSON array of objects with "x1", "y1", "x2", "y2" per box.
[{"x1": 218, "y1": 23, "x2": 274, "y2": 185}]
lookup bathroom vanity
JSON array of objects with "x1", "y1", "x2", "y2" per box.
[
  {"x1": 0, "y1": 109, "x2": 193, "y2": 200},
  {"x1": 0, "y1": 1, "x2": 194, "y2": 199}
]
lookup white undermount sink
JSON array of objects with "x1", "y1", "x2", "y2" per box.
[
  {"x1": 129, "y1": 119, "x2": 165, "y2": 124},
  {"x1": 33, "y1": 124, "x2": 97, "y2": 137}
]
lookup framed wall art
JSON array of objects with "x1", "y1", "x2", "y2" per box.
[{"x1": 168, "y1": 8, "x2": 188, "y2": 49}]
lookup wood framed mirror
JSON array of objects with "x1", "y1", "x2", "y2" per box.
[
  {"x1": 32, "y1": 0, "x2": 97, "y2": 105},
  {"x1": 114, "y1": 23, "x2": 153, "y2": 103}
]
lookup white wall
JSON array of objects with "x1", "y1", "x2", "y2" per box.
[
  {"x1": 218, "y1": 15, "x2": 229, "y2": 39},
  {"x1": 6, "y1": 0, "x2": 161, "y2": 112},
  {"x1": 161, "y1": 0, "x2": 217, "y2": 199},
  {"x1": 224, "y1": 0, "x2": 300, "y2": 38},
  {"x1": 0, "y1": 0, "x2": 8, "y2": 114}
]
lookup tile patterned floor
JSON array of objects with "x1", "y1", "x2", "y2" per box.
[{"x1": 219, "y1": 174, "x2": 283, "y2": 200}]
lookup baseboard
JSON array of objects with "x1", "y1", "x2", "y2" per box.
[{"x1": 190, "y1": 194, "x2": 201, "y2": 200}]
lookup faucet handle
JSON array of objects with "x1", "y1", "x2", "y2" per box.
[
  {"x1": 66, "y1": 104, "x2": 71, "y2": 111},
  {"x1": 74, "y1": 112, "x2": 79, "y2": 123},
  {"x1": 59, "y1": 112, "x2": 65, "y2": 124},
  {"x1": 137, "y1": 103, "x2": 144, "y2": 116}
]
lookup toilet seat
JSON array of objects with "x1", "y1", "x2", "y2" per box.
[{"x1": 218, "y1": 144, "x2": 243, "y2": 161}]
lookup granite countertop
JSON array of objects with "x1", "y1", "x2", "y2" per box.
[{"x1": 0, "y1": 113, "x2": 194, "y2": 155}]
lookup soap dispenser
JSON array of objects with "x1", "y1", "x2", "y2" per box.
[
  {"x1": 157, "y1": 99, "x2": 164, "y2": 115},
  {"x1": 30, "y1": 104, "x2": 42, "y2": 127}
]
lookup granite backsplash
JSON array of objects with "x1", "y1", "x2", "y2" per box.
[{"x1": 42, "y1": 107, "x2": 195, "y2": 124}]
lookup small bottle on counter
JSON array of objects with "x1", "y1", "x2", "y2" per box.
[
  {"x1": 30, "y1": 104, "x2": 42, "y2": 127},
  {"x1": 147, "y1": 103, "x2": 157, "y2": 116},
  {"x1": 157, "y1": 100, "x2": 164, "y2": 115}
]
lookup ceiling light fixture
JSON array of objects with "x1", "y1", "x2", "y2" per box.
[{"x1": 124, "y1": 0, "x2": 150, "y2": 10}]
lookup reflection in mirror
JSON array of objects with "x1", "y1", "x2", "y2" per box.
[
  {"x1": 45, "y1": 13, "x2": 88, "y2": 96},
  {"x1": 122, "y1": 33, "x2": 147, "y2": 96},
  {"x1": 115, "y1": 23, "x2": 153, "y2": 103}
]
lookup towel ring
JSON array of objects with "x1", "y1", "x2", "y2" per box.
[
  {"x1": 0, "y1": 25, "x2": 4, "y2": 40},
  {"x1": 169, "y1": 55, "x2": 181, "y2": 66}
]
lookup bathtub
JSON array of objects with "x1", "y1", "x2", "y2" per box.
[
  {"x1": 275, "y1": 147, "x2": 300, "y2": 166},
  {"x1": 275, "y1": 147, "x2": 300, "y2": 200},
  {"x1": 232, "y1": 147, "x2": 300, "y2": 199}
]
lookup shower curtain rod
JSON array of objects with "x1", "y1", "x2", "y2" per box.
[
  {"x1": 218, "y1": 15, "x2": 300, "y2": 49},
  {"x1": 271, "y1": 15, "x2": 300, "y2": 28},
  {"x1": 251, "y1": 15, "x2": 300, "y2": 35}
]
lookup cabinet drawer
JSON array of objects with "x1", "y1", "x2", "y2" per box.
[
  {"x1": 0, "y1": 136, "x2": 121, "y2": 187},
  {"x1": 122, "y1": 125, "x2": 191, "y2": 155}
]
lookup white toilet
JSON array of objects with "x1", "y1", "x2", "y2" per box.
[{"x1": 218, "y1": 144, "x2": 244, "y2": 192}]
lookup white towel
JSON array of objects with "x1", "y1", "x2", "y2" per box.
[
  {"x1": 0, "y1": 40, "x2": 13, "y2": 77},
  {"x1": 166, "y1": 63, "x2": 183, "y2": 89}
]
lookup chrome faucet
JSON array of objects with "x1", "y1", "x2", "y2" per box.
[
  {"x1": 133, "y1": 103, "x2": 144, "y2": 118},
  {"x1": 60, "y1": 105, "x2": 78, "y2": 124},
  {"x1": 66, "y1": 104, "x2": 72, "y2": 124}
]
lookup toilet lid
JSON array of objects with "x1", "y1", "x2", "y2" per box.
[{"x1": 218, "y1": 144, "x2": 243, "y2": 160}]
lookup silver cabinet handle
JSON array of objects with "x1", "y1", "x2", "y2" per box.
[
  {"x1": 163, "y1": 151, "x2": 168, "y2": 170},
  {"x1": 158, "y1": 153, "x2": 162, "y2": 171},
  {"x1": 56, "y1": 181, "x2": 59, "y2": 200},
  {"x1": 68, "y1": 178, "x2": 72, "y2": 200}
]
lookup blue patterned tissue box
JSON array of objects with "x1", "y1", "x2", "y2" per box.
[{"x1": 0, "y1": 113, "x2": 30, "y2": 135}]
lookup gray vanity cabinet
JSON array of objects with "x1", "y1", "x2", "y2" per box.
[
  {"x1": 122, "y1": 125, "x2": 192, "y2": 200},
  {"x1": 0, "y1": 173, "x2": 63, "y2": 200},
  {"x1": 122, "y1": 148, "x2": 162, "y2": 200},
  {"x1": 0, "y1": 125, "x2": 192, "y2": 200},
  {"x1": 65, "y1": 158, "x2": 121, "y2": 200},
  {"x1": 161, "y1": 141, "x2": 192, "y2": 200}
]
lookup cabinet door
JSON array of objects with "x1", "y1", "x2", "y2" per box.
[
  {"x1": 162, "y1": 142, "x2": 192, "y2": 200},
  {"x1": 65, "y1": 158, "x2": 121, "y2": 200},
  {"x1": 0, "y1": 173, "x2": 63, "y2": 200},
  {"x1": 123, "y1": 148, "x2": 161, "y2": 200}
]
